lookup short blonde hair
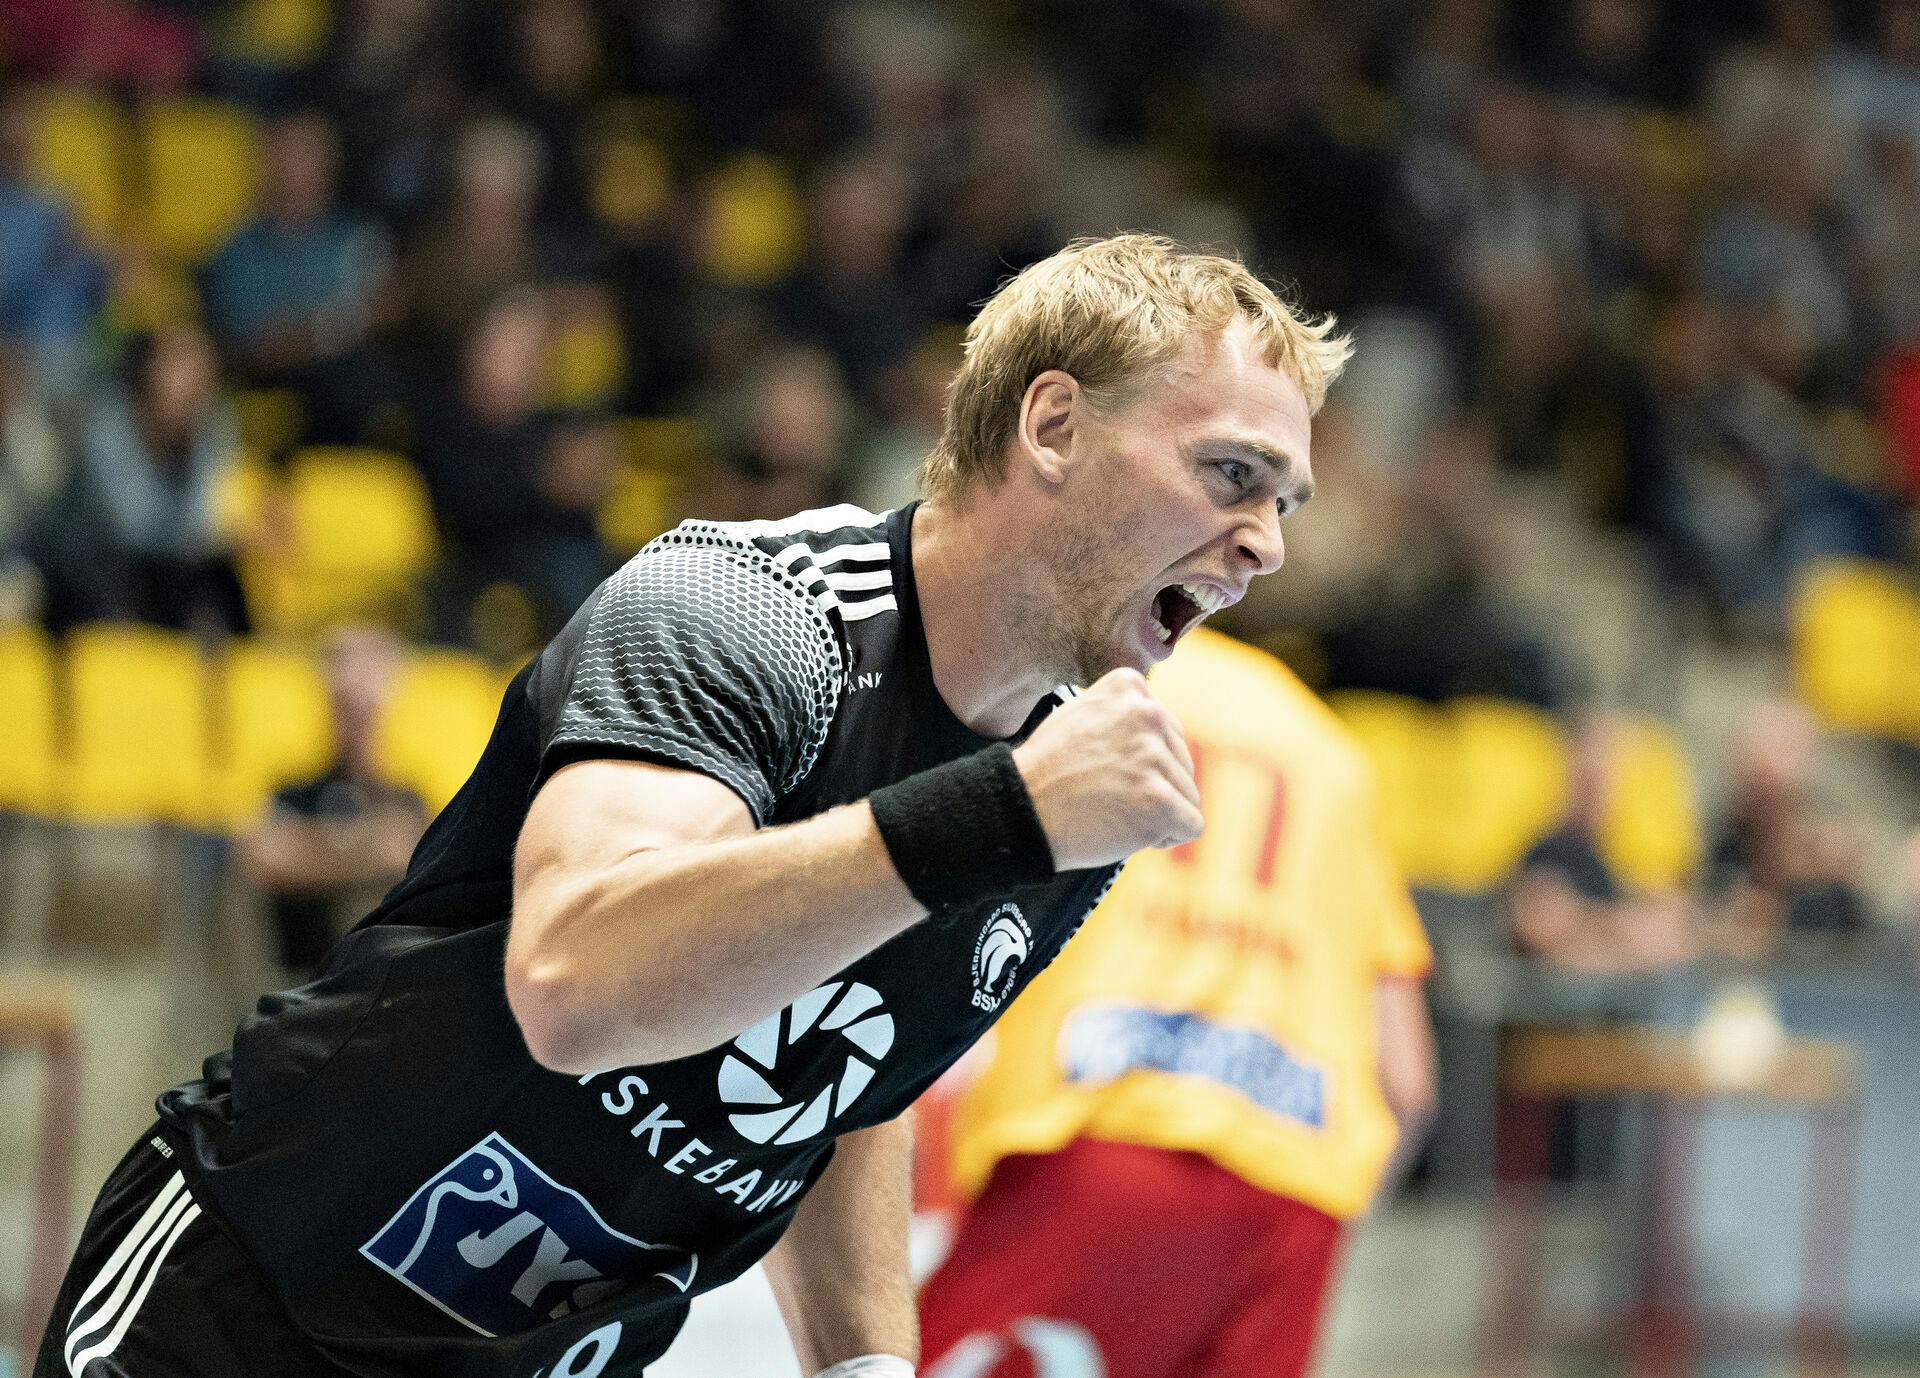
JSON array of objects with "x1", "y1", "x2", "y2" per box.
[{"x1": 921, "y1": 233, "x2": 1352, "y2": 498}]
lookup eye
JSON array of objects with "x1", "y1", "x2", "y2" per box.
[{"x1": 1214, "y1": 459, "x2": 1253, "y2": 489}]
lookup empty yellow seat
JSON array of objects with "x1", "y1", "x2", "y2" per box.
[
  {"x1": 27, "y1": 86, "x2": 129, "y2": 244},
  {"x1": 139, "y1": 99, "x2": 261, "y2": 262},
  {"x1": 217, "y1": 0, "x2": 331, "y2": 68},
  {"x1": 1791, "y1": 562, "x2": 1920, "y2": 741},
  {"x1": 1328, "y1": 691, "x2": 1444, "y2": 884},
  {"x1": 0, "y1": 626, "x2": 59, "y2": 815},
  {"x1": 1599, "y1": 717, "x2": 1701, "y2": 891},
  {"x1": 546, "y1": 303, "x2": 627, "y2": 408},
  {"x1": 372, "y1": 650, "x2": 504, "y2": 812},
  {"x1": 1434, "y1": 698, "x2": 1569, "y2": 893},
  {"x1": 703, "y1": 154, "x2": 805, "y2": 285},
  {"x1": 618, "y1": 416, "x2": 705, "y2": 473},
  {"x1": 63, "y1": 624, "x2": 212, "y2": 825},
  {"x1": 598, "y1": 466, "x2": 680, "y2": 555},
  {"x1": 211, "y1": 640, "x2": 334, "y2": 828},
  {"x1": 251, "y1": 447, "x2": 437, "y2": 633}
]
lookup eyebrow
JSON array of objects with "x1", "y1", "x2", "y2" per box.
[{"x1": 1207, "y1": 438, "x2": 1315, "y2": 512}]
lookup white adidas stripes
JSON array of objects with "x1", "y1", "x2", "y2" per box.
[{"x1": 61, "y1": 1170, "x2": 202, "y2": 1376}]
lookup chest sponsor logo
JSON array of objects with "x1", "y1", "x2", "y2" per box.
[
  {"x1": 717, "y1": 979, "x2": 895, "y2": 1145},
  {"x1": 970, "y1": 904, "x2": 1031, "y2": 1012},
  {"x1": 1058, "y1": 1004, "x2": 1327, "y2": 1128},
  {"x1": 360, "y1": 1133, "x2": 696, "y2": 1338}
]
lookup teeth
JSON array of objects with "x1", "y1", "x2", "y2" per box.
[
  {"x1": 1178, "y1": 582, "x2": 1228, "y2": 615},
  {"x1": 1149, "y1": 613, "x2": 1173, "y2": 644}
]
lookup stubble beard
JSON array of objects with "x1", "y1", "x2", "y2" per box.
[{"x1": 1023, "y1": 511, "x2": 1131, "y2": 687}]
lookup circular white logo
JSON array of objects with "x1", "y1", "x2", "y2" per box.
[
  {"x1": 717, "y1": 980, "x2": 894, "y2": 1145},
  {"x1": 970, "y1": 904, "x2": 1032, "y2": 1012}
]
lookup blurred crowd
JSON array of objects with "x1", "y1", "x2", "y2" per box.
[{"x1": 4, "y1": 0, "x2": 1920, "y2": 967}]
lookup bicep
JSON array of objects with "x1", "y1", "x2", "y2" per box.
[{"x1": 511, "y1": 758, "x2": 756, "y2": 955}]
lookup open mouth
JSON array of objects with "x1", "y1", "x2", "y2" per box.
[{"x1": 1148, "y1": 582, "x2": 1228, "y2": 646}]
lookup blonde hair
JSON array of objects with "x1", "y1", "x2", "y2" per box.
[{"x1": 921, "y1": 233, "x2": 1352, "y2": 498}]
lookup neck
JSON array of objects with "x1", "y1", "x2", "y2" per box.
[{"x1": 911, "y1": 488, "x2": 1064, "y2": 739}]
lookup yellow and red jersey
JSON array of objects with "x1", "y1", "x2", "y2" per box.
[{"x1": 949, "y1": 627, "x2": 1431, "y2": 1222}]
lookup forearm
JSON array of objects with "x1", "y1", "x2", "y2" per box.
[
  {"x1": 763, "y1": 1115, "x2": 918, "y2": 1374},
  {"x1": 509, "y1": 801, "x2": 926, "y2": 1071}
]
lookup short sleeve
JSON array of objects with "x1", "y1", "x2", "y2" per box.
[
  {"x1": 542, "y1": 540, "x2": 845, "y2": 824},
  {"x1": 1353, "y1": 775, "x2": 1431, "y2": 980}
]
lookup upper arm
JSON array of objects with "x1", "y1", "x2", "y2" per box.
[
  {"x1": 1373, "y1": 976, "x2": 1436, "y2": 1124},
  {"x1": 508, "y1": 536, "x2": 844, "y2": 983},
  {"x1": 511, "y1": 758, "x2": 755, "y2": 957}
]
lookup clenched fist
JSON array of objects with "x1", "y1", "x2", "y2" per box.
[{"x1": 1013, "y1": 668, "x2": 1202, "y2": 871}]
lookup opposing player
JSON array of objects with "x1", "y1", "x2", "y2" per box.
[
  {"x1": 37, "y1": 235, "x2": 1348, "y2": 1378},
  {"x1": 919, "y1": 625, "x2": 1436, "y2": 1378}
]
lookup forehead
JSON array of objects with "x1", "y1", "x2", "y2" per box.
[{"x1": 1133, "y1": 318, "x2": 1314, "y2": 475}]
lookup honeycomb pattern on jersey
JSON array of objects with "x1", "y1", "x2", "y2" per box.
[{"x1": 551, "y1": 534, "x2": 844, "y2": 822}]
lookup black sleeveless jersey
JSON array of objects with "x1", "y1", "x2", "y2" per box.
[{"x1": 157, "y1": 502, "x2": 1118, "y2": 1378}]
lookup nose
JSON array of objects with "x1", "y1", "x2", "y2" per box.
[{"x1": 1234, "y1": 506, "x2": 1285, "y2": 577}]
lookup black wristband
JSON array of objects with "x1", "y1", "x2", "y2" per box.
[{"x1": 869, "y1": 743, "x2": 1056, "y2": 919}]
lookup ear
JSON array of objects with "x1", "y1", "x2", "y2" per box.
[{"x1": 1015, "y1": 369, "x2": 1082, "y2": 486}]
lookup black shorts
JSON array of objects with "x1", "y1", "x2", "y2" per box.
[{"x1": 34, "y1": 1124, "x2": 353, "y2": 1378}]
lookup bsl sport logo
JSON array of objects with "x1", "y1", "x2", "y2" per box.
[
  {"x1": 970, "y1": 903, "x2": 1032, "y2": 1012},
  {"x1": 361, "y1": 1134, "x2": 695, "y2": 1338}
]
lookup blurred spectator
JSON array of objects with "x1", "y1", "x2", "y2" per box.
[
  {"x1": 1506, "y1": 717, "x2": 1700, "y2": 974},
  {"x1": 699, "y1": 345, "x2": 849, "y2": 523},
  {"x1": 404, "y1": 118, "x2": 556, "y2": 353},
  {"x1": 1317, "y1": 414, "x2": 1567, "y2": 707},
  {"x1": 0, "y1": 337, "x2": 67, "y2": 621},
  {"x1": 235, "y1": 626, "x2": 426, "y2": 980},
  {"x1": 846, "y1": 328, "x2": 959, "y2": 513},
  {"x1": 482, "y1": 0, "x2": 608, "y2": 227},
  {"x1": 1703, "y1": 0, "x2": 1854, "y2": 188},
  {"x1": 1692, "y1": 126, "x2": 1856, "y2": 381},
  {"x1": 416, "y1": 290, "x2": 612, "y2": 640},
  {"x1": 1625, "y1": 295, "x2": 1893, "y2": 640},
  {"x1": 1705, "y1": 700, "x2": 1869, "y2": 959},
  {"x1": 203, "y1": 110, "x2": 398, "y2": 447},
  {"x1": 770, "y1": 151, "x2": 921, "y2": 408},
  {"x1": 49, "y1": 325, "x2": 248, "y2": 635},
  {"x1": 316, "y1": 0, "x2": 464, "y2": 225},
  {"x1": 0, "y1": 0, "x2": 196, "y2": 94},
  {"x1": 0, "y1": 89, "x2": 107, "y2": 398}
]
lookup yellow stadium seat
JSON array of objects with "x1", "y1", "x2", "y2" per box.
[
  {"x1": 27, "y1": 86, "x2": 129, "y2": 244},
  {"x1": 1791, "y1": 561, "x2": 1920, "y2": 741},
  {"x1": 598, "y1": 467, "x2": 680, "y2": 555},
  {"x1": 217, "y1": 0, "x2": 331, "y2": 68},
  {"x1": 139, "y1": 99, "x2": 262, "y2": 263},
  {"x1": 372, "y1": 650, "x2": 504, "y2": 812},
  {"x1": 63, "y1": 624, "x2": 212, "y2": 825},
  {"x1": 546, "y1": 306, "x2": 627, "y2": 408},
  {"x1": 1599, "y1": 717, "x2": 1701, "y2": 892},
  {"x1": 210, "y1": 640, "x2": 334, "y2": 829},
  {"x1": 251, "y1": 447, "x2": 437, "y2": 633},
  {"x1": 703, "y1": 154, "x2": 805, "y2": 285},
  {"x1": 590, "y1": 134, "x2": 672, "y2": 231},
  {"x1": 234, "y1": 388, "x2": 307, "y2": 458},
  {"x1": 1435, "y1": 698, "x2": 1569, "y2": 893},
  {"x1": 0, "y1": 626, "x2": 59, "y2": 816},
  {"x1": 618, "y1": 416, "x2": 705, "y2": 473},
  {"x1": 1328, "y1": 690, "x2": 1444, "y2": 884}
]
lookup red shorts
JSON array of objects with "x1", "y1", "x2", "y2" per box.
[{"x1": 918, "y1": 1138, "x2": 1343, "y2": 1378}]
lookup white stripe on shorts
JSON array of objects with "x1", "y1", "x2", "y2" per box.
[
  {"x1": 67, "y1": 1201, "x2": 200, "y2": 1376},
  {"x1": 64, "y1": 1171, "x2": 200, "y2": 1376}
]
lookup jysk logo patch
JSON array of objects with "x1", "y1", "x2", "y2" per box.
[
  {"x1": 361, "y1": 1133, "x2": 696, "y2": 1337},
  {"x1": 970, "y1": 903, "x2": 1032, "y2": 1012}
]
